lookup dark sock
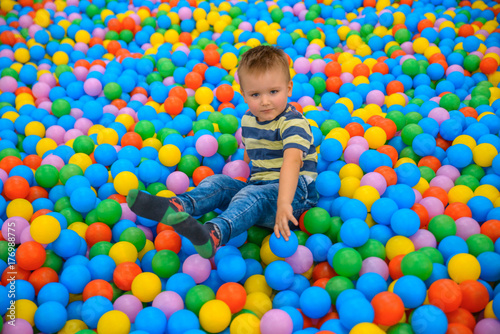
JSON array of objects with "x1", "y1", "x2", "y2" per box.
[
  {"x1": 126, "y1": 189, "x2": 184, "y2": 222},
  {"x1": 164, "y1": 212, "x2": 221, "y2": 259}
]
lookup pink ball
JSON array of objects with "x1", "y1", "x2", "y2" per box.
[
  {"x1": 137, "y1": 225, "x2": 153, "y2": 241},
  {"x1": 360, "y1": 172, "x2": 387, "y2": 195},
  {"x1": 2, "y1": 217, "x2": 29, "y2": 244},
  {"x1": 120, "y1": 203, "x2": 137, "y2": 222},
  {"x1": 294, "y1": 57, "x2": 310, "y2": 74},
  {"x1": 428, "y1": 107, "x2": 450, "y2": 125},
  {"x1": 455, "y1": 217, "x2": 480, "y2": 240},
  {"x1": 41, "y1": 154, "x2": 65, "y2": 171},
  {"x1": 113, "y1": 295, "x2": 143, "y2": 323},
  {"x1": 222, "y1": 160, "x2": 250, "y2": 180},
  {"x1": 436, "y1": 165, "x2": 460, "y2": 182},
  {"x1": 419, "y1": 196, "x2": 445, "y2": 219},
  {"x1": 195, "y1": 135, "x2": 218, "y2": 158},
  {"x1": 409, "y1": 229, "x2": 437, "y2": 249},
  {"x1": 39, "y1": 73, "x2": 57, "y2": 87},
  {"x1": 45, "y1": 125, "x2": 66, "y2": 145},
  {"x1": 429, "y1": 175, "x2": 454, "y2": 192},
  {"x1": 474, "y1": 318, "x2": 500, "y2": 334},
  {"x1": 83, "y1": 78, "x2": 102, "y2": 96},
  {"x1": 359, "y1": 257, "x2": 389, "y2": 280},
  {"x1": 0, "y1": 169, "x2": 8, "y2": 183},
  {"x1": 74, "y1": 118, "x2": 93, "y2": 135},
  {"x1": 297, "y1": 96, "x2": 315, "y2": 107},
  {"x1": 0, "y1": 76, "x2": 18, "y2": 93},
  {"x1": 311, "y1": 59, "x2": 326, "y2": 74},
  {"x1": 234, "y1": 128, "x2": 242, "y2": 146},
  {"x1": 340, "y1": 72, "x2": 354, "y2": 83},
  {"x1": 178, "y1": 7, "x2": 192, "y2": 20},
  {"x1": 2, "y1": 319, "x2": 34, "y2": 334},
  {"x1": 260, "y1": 309, "x2": 294, "y2": 334},
  {"x1": 414, "y1": 188, "x2": 422, "y2": 203},
  {"x1": 152, "y1": 291, "x2": 184, "y2": 320},
  {"x1": 293, "y1": 2, "x2": 306, "y2": 15},
  {"x1": 32, "y1": 82, "x2": 51, "y2": 99},
  {"x1": 285, "y1": 245, "x2": 313, "y2": 274},
  {"x1": 238, "y1": 22, "x2": 253, "y2": 32},
  {"x1": 347, "y1": 136, "x2": 369, "y2": 150},
  {"x1": 74, "y1": 67, "x2": 88, "y2": 81},
  {"x1": 64, "y1": 129, "x2": 84, "y2": 142},
  {"x1": 343, "y1": 144, "x2": 367, "y2": 165},
  {"x1": 70, "y1": 108, "x2": 84, "y2": 119},
  {"x1": 166, "y1": 171, "x2": 190, "y2": 195},
  {"x1": 182, "y1": 254, "x2": 212, "y2": 283}
]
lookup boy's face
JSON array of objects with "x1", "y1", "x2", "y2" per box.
[{"x1": 240, "y1": 68, "x2": 293, "y2": 122}]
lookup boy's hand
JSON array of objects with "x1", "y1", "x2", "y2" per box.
[{"x1": 275, "y1": 203, "x2": 298, "y2": 241}]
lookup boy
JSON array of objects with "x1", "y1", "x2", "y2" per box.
[{"x1": 127, "y1": 45, "x2": 318, "y2": 259}]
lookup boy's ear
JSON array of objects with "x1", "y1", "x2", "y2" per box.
[{"x1": 287, "y1": 80, "x2": 293, "y2": 97}]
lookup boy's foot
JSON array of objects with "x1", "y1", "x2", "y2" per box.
[
  {"x1": 126, "y1": 189, "x2": 184, "y2": 222},
  {"x1": 164, "y1": 212, "x2": 220, "y2": 259}
]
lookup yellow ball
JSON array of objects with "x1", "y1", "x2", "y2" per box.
[
  {"x1": 97, "y1": 128, "x2": 119, "y2": 145},
  {"x1": 196, "y1": 19, "x2": 210, "y2": 32},
  {"x1": 97, "y1": 311, "x2": 130, "y2": 334},
  {"x1": 339, "y1": 163, "x2": 364, "y2": 179},
  {"x1": 75, "y1": 30, "x2": 91, "y2": 44},
  {"x1": 115, "y1": 114, "x2": 135, "y2": 131},
  {"x1": 448, "y1": 253, "x2": 481, "y2": 283},
  {"x1": 68, "y1": 222, "x2": 88, "y2": 239},
  {"x1": 7, "y1": 198, "x2": 33, "y2": 221},
  {"x1": 138, "y1": 239, "x2": 155, "y2": 260},
  {"x1": 143, "y1": 137, "x2": 162, "y2": 151},
  {"x1": 36, "y1": 138, "x2": 57, "y2": 157},
  {"x1": 244, "y1": 275, "x2": 272, "y2": 296},
  {"x1": 351, "y1": 323, "x2": 386, "y2": 334},
  {"x1": 34, "y1": 9, "x2": 51, "y2": 27},
  {"x1": 159, "y1": 144, "x2": 181, "y2": 167},
  {"x1": 195, "y1": 86, "x2": 214, "y2": 105},
  {"x1": 59, "y1": 319, "x2": 88, "y2": 334},
  {"x1": 364, "y1": 126, "x2": 387, "y2": 149},
  {"x1": 30, "y1": 214, "x2": 61, "y2": 244},
  {"x1": 325, "y1": 127, "x2": 350, "y2": 149},
  {"x1": 472, "y1": 143, "x2": 498, "y2": 167},
  {"x1": 68, "y1": 152, "x2": 93, "y2": 172},
  {"x1": 230, "y1": 313, "x2": 260, "y2": 334},
  {"x1": 53, "y1": 51, "x2": 69, "y2": 66},
  {"x1": 199, "y1": 300, "x2": 232, "y2": 333},
  {"x1": 164, "y1": 29, "x2": 180, "y2": 44},
  {"x1": 14, "y1": 299, "x2": 37, "y2": 326},
  {"x1": 109, "y1": 241, "x2": 138, "y2": 265},
  {"x1": 131, "y1": 272, "x2": 162, "y2": 302},
  {"x1": 484, "y1": 300, "x2": 496, "y2": 319},
  {"x1": 113, "y1": 171, "x2": 139, "y2": 196},
  {"x1": 14, "y1": 48, "x2": 30, "y2": 63},
  {"x1": 157, "y1": 189, "x2": 177, "y2": 198},
  {"x1": 385, "y1": 236, "x2": 415, "y2": 260},
  {"x1": 221, "y1": 52, "x2": 238, "y2": 71},
  {"x1": 25, "y1": 121, "x2": 45, "y2": 137},
  {"x1": 413, "y1": 37, "x2": 430, "y2": 54},
  {"x1": 339, "y1": 176, "x2": 361, "y2": 198},
  {"x1": 260, "y1": 238, "x2": 283, "y2": 265},
  {"x1": 448, "y1": 185, "x2": 474, "y2": 204},
  {"x1": 353, "y1": 185, "x2": 380, "y2": 212},
  {"x1": 474, "y1": 184, "x2": 500, "y2": 204},
  {"x1": 243, "y1": 292, "x2": 272, "y2": 318},
  {"x1": 413, "y1": 177, "x2": 430, "y2": 194},
  {"x1": 346, "y1": 35, "x2": 363, "y2": 50},
  {"x1": 452, "y1": 135, "x2": 476, "y2": 150},
  {"x1": 194, "y1": 8, "x2": 208, "y2": 21}
]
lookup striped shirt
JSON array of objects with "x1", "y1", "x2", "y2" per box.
[{"x1": 241, "y1": 103, "x2": 318, "y2": 182}]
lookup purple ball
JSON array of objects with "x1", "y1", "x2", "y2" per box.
[
  {"x1": 360, "y1": 172, "x2": 387, "y2": 196},
  {"x1": 343, "y1": 144, "x2": 367, "y2": 165},
  {"x1": 182, "y1": 254, "x2": 212, "y2": 284},
  {"x1": 222, "y1": 160, "x2": 250, "y2": 180},
  {"x1": 419, "y1": 196, "x2": 445, "y2": 219},
  {"x1": 0, "y1": 76, "x2": 17, "y2": 93},
  {"x1": 455, "y1": 217, "x2": 480, "y2": 240},
  {"x1": 32, "y1": 82, "x2": 51, "y2": 98},
  {"x1": 310, "y1": 59, "x2": 326, "y2": 74},
  {"x1": 285, "y1": 245, "x2": 313, "y2": 274},
  {"x1": 359, "y1": 257, "x2": 389, "y2": 280},
  {"x1": 260, "y1": 309, "x2": 294, "y2": 334},
  {"x1": 409, "y1": 229, "x2": 437, "y2": 249},
  {"x1": 120, "y1": 203, "x2": 137, "y2": 222},
  {"x1": 166, "y1": 171, "x2": 190, "y2": 195},
  {"x1": 294, "y1": 57, "x2": 310, "y2": 74},
  {"x1": 152, "y1": 291, "x2": 184, "y2": 320},
  {"x1": 45, "y1": 126, "x2": 66, "y2": 145},
  {"x1": 2, "y1": 217, "x2": 30, "y2": 244},
  {"x1": 366, "y1": 90, "x2": 385, "y2": 106},
  {"x1": 83, "y1": 78, "x2": 102, "y2": 96},
  {"x1": 2, "y1": 319, "x2": 33, "y2": 334},
  {"x1": 74, "y1": 118, "x2": 93, "y2": 135},
  {"x1": 348, "y1": 136, "x2": 369, "y2": 150},
  {"x1": 414, "y1": 189, "x2": 423, "y2": 203},
  {"x1": 113, "y1": 294, "x2": 143, "y2": 322},
  {"x1": 428, "y1": 107, "x2": 450, "y2": 125},
  {"x1": 474, "y1": 318, "x2": 500, "y2": 334},
  {"x1": 195, "y1": 135, "x2": 218, "y2": 158},
  {"x1": 436, "y1": 165, "x2": 460, "y2": 181},
  {"x1": 429, "y1": 175, "x2": 454, "y2": 192}
]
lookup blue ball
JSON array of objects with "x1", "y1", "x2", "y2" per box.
[
  {"x1": 87, "y1": 255, "x2": 116, "y2": 281},
  {"x1": 34, "y1": 301, "x2": 67, "y2": 333},
  {"x1": 390, "y1": 208, "x2": 420, "y2": 237},
  {"x1": 338, "y1": 297, "x2": 374, "y2": 330},
  {"x1": 217, "y1": 255, "x2": 246, "y2": 283},
  {"x1": 53, "y1": 229, "x2": 82, "y2": 259},
  {"x1": 201, "y1": 270, "x2": 224, "y2": 293},
  {"x1": 273, "y1": 290, "x2": 300, "y2": 309},
  {"x1": 59, "y1": 264, "x2": 91, "y2": 294},
  {"x1": 37, "y1": 282, "x2": 69, "y2": 306},
  {"x1": 439, "y1": 119, "x2": 463, "y2": 141},
  {"x1": 84, "y1": 163, "x2": 109, "y2": 188},
  {"x1": 93, "y1": 143, "x2": 118, "y2": 166},
  {"x1": 371, "y1": 198, "x2": 398, "y2": 225},
  {"x1": 412, "y1": 133, "x2": 436, "y2": 157},
  {"x1": 81, "y1": 296, "x2": 113, "y2": 329},
  {"x1": 393, "y1": 275, "x2": 427, "y2": 308},
  {"x1": 12, "y1": 279, "x2": 35, "y2": 301},
  {"x1": 411, "y1": 305, "x2": 448, "y2": 334},
  {"x1": 264, "y1": 260, "x2": 294, "y2": 291},
  {"x1": 321, "y1": 138, "x2": 343, "y2": 162},
  {"x1": 288, "y1": 274, "x2": 311, "y2": 296},
  {"x1": 70, "y1": 187, "x2": 96, "y2": 213},
  {"x1": 269, "y1": 231, "x2": 299, "y2": 258},
  {"x1": 340, "y1": 218, "x2": 369, "y2": 247},
  {"x1": 356, "y1": 273, "x2": 387, "y2": 301},
  {"x1": 280, "y1": 306, "x2": 304, "y2": 333},
  {"x1": 315, "y1": 171, "x2": 341, "y2": 197},
  {"x1": 138, "y1": 159, "x2": 162, "y2": 184},
  {"x1": 240, "y1": 258, "x2": 263, "y2": 284},
  {"x1": 167, "y1": 309, "x2": 199, "y2": 334},
  {"x1": 305, "y1": 234, "x2": 332, "y2": 262},
  {"x1": 477, "y1": 251, "x2": 500, "y2": 282},
  {"x1": 384, "y1": 184, "x2": 416, "y2": 209},
  {"x1": 214, "y1": 245, "x2": 241, "y2": 266},
  {"x1": 340, "y1": 198, "x2": 368, "y2": 221},
  {"x1": 395, "y1": 163, "x2": 421, "y2": 187},
  {"x1": 437, "y1": 236, "x2": 468, "y2": 262},
  {"x1": 64, "y1": 175, "x2": 91, "y2": 197},
  {"x1": 424, "y1": 263, "x2": 450, "y2": 288},
  {"x1": 67, "y1": 300, "x2": 83, "y2": 320},
  {"x1": 467, "y1": 196, "x2": 494, "y2": 223},
  {"x1": 299, "y1": 286, "x2": 331, "y2": 319}
]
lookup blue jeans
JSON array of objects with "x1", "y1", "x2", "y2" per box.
[{"x1": 176, "y1": 174, "x2": 319, "y2": 245}]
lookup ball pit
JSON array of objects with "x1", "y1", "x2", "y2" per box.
[{"x1": 1, "y1": 0, "x2": 500, "y2": 333}]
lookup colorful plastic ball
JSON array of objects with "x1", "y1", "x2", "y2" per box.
[
  {"x1": 447, "y1": 144, "x2": 473, "y2": 168},
  {"x1": 410, "y1": 305, "x2": 448, "y2": 334},
  {"x1": 299, "y1": 286, "x2": 331, "y2": 319},
  {"x1": 260, "y1": 309, "x2": 293, "y2": 334},
  {"x1": 70, "y1": 187, "x2": 96, "y2": 213},
  {"x1": 166, "y1": 171, "x2": 190, "y2": 195},
  {"x1": 34, "y1": 301, "x2": 67, "y2": 334},
  {"x1": 152, "y1": 291, "x2": 184, "y2": 320},
  {"x1": 393, "y1": 275, "x2": 427, "y2": 309},
  {"x1": 304, "y1": 207, "x2": 331, "y2": 234},
  {"x1": 114, "y1": 171, "x2": 139, "y2": 196},
  {"x1": 136, "y1": 307, "x2": 168, "y2": 334},
  {"x1": 131, "y1": 272, "x2": 162, "y2": 303},
  {"x1": 185, "y1": 285, "x2": 216, "y2": 316},
  {"x1": 81, "y1": 295, "x2": 114, "y2": 329},
  {"x1": 230, "y1": 313, "x2": 260, "y2": 334},
  {"x1": 340, "y1": 218, "x2": 369, "y2": 247},
  {"x1": 30, "y1": 215, "x2": 61, "y2": 244},
  {"x1": 199, "y1": 299, "x2": 231, "y2": 333},
  {"x1": 285, "y1": 245, "x2": 313, "y2": 274},
  {"x1": 315, "y1": 170, "x2": 341, "y2": 198},
  {"x1": 264, "y1": 260, "x2": 294, "y2": 291},
  {"x1": 195, "y1": 135, "x2": 218, "y2": 158},
  {"x1": 269, "y1": 231, "x2": 298, "y2": 258},
  {"x1": 340, "y1": 198, "x2": 368, "y2": 222},
  {"x1": 183, "y1": 254, "x2": 212, "y2": 284},
  {"x1": 216, "y1": 254, "x2": 246, "y2": 283},
  {"x1": 371, "y1": 198, "x2": 398, "y2": 225},
  {"x1": 15, "y1": 241, "x2": 46, "y2": 271},
  {"x1": 448, "y1": 253, "x2": 481, "y2": 283},
  {"x1": 97, "y1": 310, "x2": 130, "y2": 334},
  {"x1": 390, "y1": 208, "x2": 420, "y2": 237},
  {"x1": 96, "y1": 199, "x2": 122, "y2": 226},
  {"x1": 332, "y1": 247, "x2": 362, "y2": 278},
  {"x1": 371, "y1": 291, "x2": 404, "y2": 326}
]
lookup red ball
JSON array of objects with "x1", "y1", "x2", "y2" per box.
[
  {"x1": 85, "y1": 222, "x2": 112, "y2": 247},
  {"x1": 459, "y1": 280, "x2": 489, "y2": 313},
  {"x1": 154, "y1": 230, "x2": 182, "y2": 253},
  {"x1": 113, "y1": 262, "x2": 142, "y2": 291},
  {"x1": 28, "y1": 267, "x2": 59, "y2": 294},
  {"x1": 0, "y1": 156, "x2": 23, "y2": 174},
  {"x1": 216, "y1": 282, "x2": 247, "y2": 313},
  {"x1": 371, "y1": 291, "x2": 405, "y2": 326},
  {"x1": 446, "y1": 323, "x2": 473, "y2": 334},
  {"x1": 215, "y1": 84, "x2": 234, "y2": 103},
  {"x1": 164, "y1": 96, "x2": 184, "y2": 116},
  {"x1": 4, "y1": 176, "x2": 30, "y2": 200},
  {"x1": 83, "y1": 279, "x2": 114, "y2": 301},
  {"x1": 446, "y1": 308, "x2": 476, "y2": 331},
  {"x1": 15, "y1": 241, "x2": 46, "y2": 271},
  {"x1": 312, "y1": 262, "x2": 336, "y2": 282},
  {"x1": 428, "y1": 279, "x2": 462, "y2": 313},
  {"x1": 192, "y1": 166, "x2": 215, "y2": 186},
  {"x1": 121, "y1": 132, "x2": 143, "y2": 149},
  {"x1": 479, "y1": 57, "x2": 498, "y2": 74},
  {"x1": 480, "y1": 219, "x2": 500, "y2": 243}
]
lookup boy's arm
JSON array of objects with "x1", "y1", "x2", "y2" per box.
[
  {"x1": 244, "y1": 149, "x2": 251, "y2": 164},
  {"x1": 275, "y1": 147, "x2": 303, "y2": 241}
]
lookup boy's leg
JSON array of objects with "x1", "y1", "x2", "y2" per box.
[{"x1": 127, "y1": 174, "x2": 246, "y2": 222}]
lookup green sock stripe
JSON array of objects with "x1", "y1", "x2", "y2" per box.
[
  {"x1": 126, "y1": 189, "x2": 138, "y2": 207},
  {"x1": 161, "y1": 208, "x2": 184, "y2": 225},
  {"x1": 194, "y1": 240, "x2": 215, "y2": 259}
]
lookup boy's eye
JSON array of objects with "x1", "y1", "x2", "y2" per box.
[
  {"x1": 270, "y1": 90, "x2": 278, "y2": 94},
  {"x1": 251, "y1": 93, "x2": 259, "y2": 97}
]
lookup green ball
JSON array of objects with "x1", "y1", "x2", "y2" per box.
[
  {"x1": 387, "y1": 323, "x2": 414, "y2": 334},
  {"x1": 360, "y1": 24, "x2": 374, "y2": 37},
  {"x1": 0, "y1": 241, "x2": 7, "y2": 263},
  {"x1": 401, "y1": 124, "x2": 424, "y2": 146},
  {"x1": 218, "y1": 114, "x2": 239, "y2": 134},
  {"x1": 157, "y1": 128, "x2": 181, "y2": 143},
  {"x1": 405, "y1": 112, "x2": 423, "y2": 125},
  {"x1": 402, "y1": 59, "x2": 420, "y2": 78},
  {"x1": 35, "y1": 164, "x2": 59, "y2": 188},
  {"x1": 303, "y1": 207, "x2": 330, "y2": 234},
  {"x1": 239, "y1": 243, "x2": 261, "y2": 262},
  {"x1": 386, "y1": 111, "x2": 406, "y2": 132},
  {"x1": 0, "y1": 148, "x2": 21, "y2": 161},
  {"x1": 119, "y1": 29, "x2": 134, "y2": 43},
  {"x1": 428, "y1": 215, "x2": 457, "y2": 242},
  {"x1": 60, "y1": 207, "x2": 84, "y2": 225},
  {"x1": 461, "y1": 164, "x2": 485, "y2": 181},
  {"x1": 325, "y1": 276, "x2": 354, "y2": 304},
  {"x1": 76, "y1": 330, "x2": 97, "y2": 334},
  {"x1": 193, "y1": 119, "x2": 214, "y2": 133},
  {"x1": 356, "y1": 239, "x2": 386, "y2": 260},
  {"x1": 320, "y1": 119, "x2": 340, "y2": 136},
  {"x1": 247, "y1": 226, "x2": 271, "y2": 246},
  {"x1": 310, "y1": 77, "x2": 326, "y2": 95},
  {"x1": 332, "y1": 247, "x2": 362, "y2": 277},
  {"x1": 208, "y1": 111, "x2": 224, "y2": 123},
  {"x1": 471, "y1": 86, "x2": 491, "y2": 99},
  {"x1": 185, "y1": 285, "x2": 215, "y2": 316},
  {"x1": 96, "y1": 199, "x2": 122, "y2": 226},
  {"x1": 466, "y1": 234, "x2": 494, "y2": 257},
  {"x1": 417, "y1": 247, "x2": 444, "y2": 264},
  {"x1": 158, "y1": 60, "x2": 176, "y2": 78},
  {"x1": 306, "y1": 29, "x2": 322, "y2": 42},
  {"x1": 85, "y1": 4, "x2": 100, "y2": 17},
  {"x1": 463, "y1": 54, "x2": 480, "y2": 72},
  {"x1": 177, "y1": 155, "x2": 201, "y2": 177},
  {"x1": 54, "y1": 197, "x2": 71, "y2": 212},
  {"x1": 52, "y1": 99, "x2": 71, "y2": 117},
  {"x1": 439, "y1": 93, "x2": 460, "y2": 111},
  {"x1": 419, "y1": 166, "x2": 436, "y2": 183},
  {"x1": 152, "y1": 250, "x2": 180, "y2": 278},
  {"x1": 469, "y1": 95, "x2": 489, "y2": 108},
  {"x1": 228, "y1": 6, "x2": 243, "y2": 18},
  {"x1": 110, "y1": 282, "x2": 124, "y2": 302},
  {"x1": 73, "y1": 135, "x2": 95, "y2": 155},
  {"x1": 134, "y1": 120, "x2": 156, "y2": 140},
  {"x1": 325, "y1": 216, "x2": 342, "y2": 243},
  {"x1": 217, "y1": 134, "x2": 238, "y2": 157},
  {"x1": 198, "y1": 211, "x2": 218, "y2": 224},
  {"x1": 146, "y1": 182, "x2": 168, "y2": 195},
  {"x1": 400, "y1": 251, "x2": 433, "y2": 281},
  {"x1": 270, "y1": 8, "x2": 284, "y2": 23},
  {"x1": 120, "y1": 227, "x2": 147, "y2": 252},
  {"x1": 400, "y1": 146, "x2": 421, "y2": 163},
  {"x1": 89, "y1": 241, "x2": 113, "y2": 259},
  {"x1": 455, "y1": 175, "x2": 480, "y2": 191},
  {"x1": 295, "y1": 231, "x2": 309, "y2": 246},
  {"x1": 42, "y1": 250, "x2": 63, "y2": 273},
  {"x1": 105, "y1": 31, "x2": 119, "y2": 40},
  {"x1": 59, "y1": 164, "x2": 84, "y2": 184},
  {"x1": 103, "y1": 82, "x2": 122, "y2": 100}
]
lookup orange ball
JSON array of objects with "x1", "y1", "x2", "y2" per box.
[
  {"x1": 156, "y1": 223, "x2": 174, "y2": 235},
  {"x1": 23, "y1": 154, "x2": 42, "y2": 169},
  {"x1": 352, "y1": 64, "x2": 370, "y2": 77},
  {"x1": 372, "y1": 62, "x2": 389, "y2": 75},
  {"x1": 15, "y1": 241, "x2": 46, "y2": 271},
  {"x1": 324, "y1": 61, "x2": 341, "y2": 77},
  {"x1": 312, "y1": 262, "x2": 336, "y2": 282},
  {"x1": 423, "y1": 187, "x2": 448, "y2": 207},
  {"x1": 326, "y1": 77, "x2": 342, "y2": 94},
  {"x1": 411, "y1": 203, "x2": 429, "y2": 228},
  {"x1": 481, "y1": 220, "x2": 500, "y2": 243},
  {"x1": 28, "y1": 267, "x2": 59, "y2": 294},
  {"x1": 0, "y1": 156, "x2": 23, "y2": 173},
  {"x1": 185, "y1": 72, "x2": 203, "y2": 90},
  {"x1": 444, "y1": 202, "x2": 472, "y2": 221},
  {"x1": 312, "y1": 278, "x2": 330, "y2": 289},
  {"x1": 26, "y1": 186, "x2": 49, "y2": 203},
  {"x1": 121, "y1": 132, "x2": 143, "y2": 149},
  {"x1": 386, "y1": 81, "x2": 404, "y2": 95},
  {"x1": 459, "y1": 280, "x2": 489, "y2": 313},
  {"x1": 480, "y1": 58, "x2": 499, "y2": 75},
  {"x1": 374, "y1": 166, "x2": 397, "y2": 186},
  {"x1": 85, "y1": 222, "x2": 113, "y2": 247},
  {"x1": 216, "y1": 282, "x2": 247, "y2": 313},
  {"x1": 446, "y1": 323, "x2": 473, "y2": 334},
  {"x1": 4, "y1": 176, "x2": 30, "y2": 200},
  {"x1": 418, "y1": 156, "x2": 441, "y2": 172},
  {"x1": 446, "y1": 308, "x2": 476, "y2": 331},
  {"x1": 377, "y1": 145, "x2": 398, "y2": 167},
  {"x1": 164, "y1": 96, "x2": 184, "y2": 116},
  {"x1": 345, "y1": 122, "x2": 365, "y2": 137},
  {"x1": 113, "y1": 262, "x2": 142, "y2": 291},
  {"x1": 215, "y1": 84, "x2": 234, "y2": 103},
  {"x1": 371, "y1": 291, "x2": 405, "y2": 326},
  {"x1": 458, "y1": 24, "x2": 475, "y2": 37},
  {"x1": 192, "y1": 166, "x2": 215, "y2": 186},
  {"x1": 389, "y1": 254, "x2": 404, "y2": 280},
  {"x1": 83, "y1": 279, "x2": 114, "y2": 301},
  {"x1": 169, "y1": 86, "x2": 188, "y2": 103},
  {"x1": 31, "y1": 209, "x2": 52, "y2": 222},
  {"x1": 154, "y1": 230, "x2": 182, "y2": 253},
  {"x1": 203, "y1": 49, "x2": 220, "y2": 66},
  {"x1": 428, "y1": 279, "x2": 462, "y2": 313}
]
